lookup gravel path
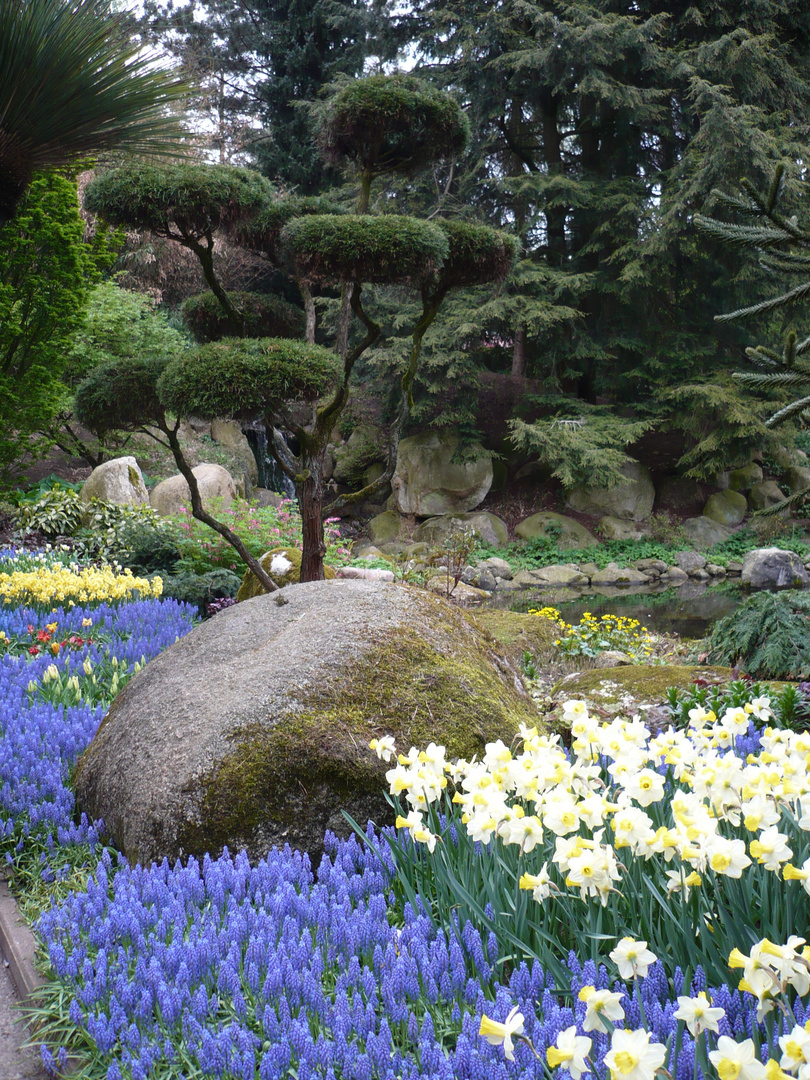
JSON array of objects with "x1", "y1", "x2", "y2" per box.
[{"x1": 0, "y1": 959, "x2": 48, "y2": 1079}]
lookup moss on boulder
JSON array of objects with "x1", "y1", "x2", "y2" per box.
[
  {"x1": 236, "y1": 547, "x2": 336, "y2": 601},
  {"x1": 74, "y1": 581, "x2": 540, "y2": 864},
  {"x1": 551, "y1": 664, "x2": 734, "y2": 720}
]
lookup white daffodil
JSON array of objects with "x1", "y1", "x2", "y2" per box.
[
  {"x1": 579, "y1": 986, "x2": 625, "y2": 1034},
  {"x1": 546, "y1": 1025, "x2": 592, "y2": 1079},
  {"x1": 604, "y1": 1028, "x2": 667, "y2": 1080},
  {"x1": 709, "y1": 1037, "x2": 767, "y2": 1080},
  {"x1": 478, "y1": 1006, "x2": 524, "y2": 1060},
  {"x1": 674, "y1": 992, "x2": 725, "y2": 1036},
  {"x1": 609, "y1": 937, "x2": 657, "y2": 980},
  {"x1": 369, "y1": 735, "x2": 396, "y2": 762}
]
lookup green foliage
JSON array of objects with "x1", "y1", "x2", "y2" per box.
[
  {"x1": 432, "y1": 220, "x2": 518, "y2": 288},
  {"x1": 315, "y1": 74, "x2": 469, "y2": 178},
  {"x1": 72, "y1": 502, "x2": 176, "y2": 563},
  {"x1": 0, "y1": 0, "x2": 186, "y2": 223},
  {"x1": 666, "y1": 679, "x2": 800, "y2": 732},
  {"x1": 530, "y1": 604, "x2": 656, "y2": 662},
  {"x1": 84, "y1": 163, "x2": 274, "y2": 238},
  {"x1": 16, "y1": 486, "x2": 85, "y2": 537},
  {"x1": 66, "y1": 283, "x2": 190, "y2": 383},
  {"x1": 181, "y1": 290, "x2": 304, "y2": 343},
  {"x1": 74, "y1": 355, "x2": 170, "y2": 434},
  {"x1": 233, "y1": 196, "x2": 345, "y2": 260},
  {"x1": 0, "y1": 172, "x2": 116, "y2": 478},
  {"x1": 280, "y1": 214, "x2": 449, "y2": 286},
  {"x1": 159, "y1": 569, "x2": 241, "y2": 614},
  {"x1": 158, "y1": 338, "x2": 343, "y2": 420},
  {"x1": 508, "y1": 407, "x2": 653, "y2": 490},
  {"x1": 709, "y1": 590, "x2": 810, "y2": 679}
]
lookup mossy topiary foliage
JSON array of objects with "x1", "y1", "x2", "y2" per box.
[
  {"x1": 280, "y1": 214, "x2": 449, "y2": 285},
  {"x1": 84, "y1": 163, "x2": 274, "y2": 237},
  {"x1": 232, "y1": 195, "x2": 345, "y2": 259},
  {"x1": 74, "y1": 354, "x2": 169, "y2": 433},
  {"x1": 433, "y1": 219, "x2": 519, "y2": 288},
  {"x1": 181, "y1": 291, "x2": 304, "y2": 343},
  {"x1": 317, "y1": 74, "x2": 469, "y2": 177},
  {"x1": 709, "y1": 590, "x2": 810, "y2": 679},
  {"x1": 157, "y1": 338, "x2": 343, "y2": 420}
]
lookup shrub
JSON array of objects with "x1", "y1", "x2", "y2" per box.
[
  {"x1": 16, "y1": 486, "x2": 85, "y2": 537},
  {"x1": 73, "y1": 354, "x2": 169, "y2": 434},
  {"x1": 708, "y1": 589, "x2": 810, "y2": 678},
  {"x1": 280, "y1": 214, "x2": 449, "y2": 286},
  {"x1": 181, "y1": 291, "x2": 304, "y2": 343},
  {"x1": 157, "y1": 338, "x2": 343, "y2": 420},
  {"x1": 531, "y1": 605, "x2": 656, "y2": 661},
  {"x1": 233, "y1": 195, "x2": 344, "y2": 259},
  {"x1": 159, "y1": 569, "x2": 241, "y2": 614},
  {"x1": 433, "y1": 219, "x2": 518, "y2": 287}
]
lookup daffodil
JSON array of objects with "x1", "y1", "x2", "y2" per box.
[
  {"x1": 603, "y1": 1028, "x2": 667, "y2": 1080},
  {"x1": 609, "y1": 937, "x2": 657, "y2": 980},
  {"x1": 546, "y1": 1025, "x2": 592, "y2": 1079},
  {"x1": 478, "y1": 1006, "x2": 524, "y2": 1061},
  {"x1": 709, "y1": 1037, "x2": 766, "y2": 1080},
  {"x1": 369, "y1": 736, "x2": 396, "y2": 762},
  {"x1": 579, "y1": 986, "x2": 625, "y2": 1034},
  {"x1": 673, "y1": 992, "x2": 725, "y2": 1036}
]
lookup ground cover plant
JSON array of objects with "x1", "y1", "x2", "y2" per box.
[
  {"x1": 0, "y1": 551, "x2": 806, "y2": 1080},
  {"x1": 528, "y1": 606, "x2": 657, "y2": 662}
]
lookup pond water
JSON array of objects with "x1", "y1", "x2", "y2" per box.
[{"x1": 483, "y1": 581, "x2": 742, "y2": 639}]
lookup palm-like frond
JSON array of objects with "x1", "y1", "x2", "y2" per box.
[{"x1": 0, "y1": 0, "x2": 187, "y2": 222}]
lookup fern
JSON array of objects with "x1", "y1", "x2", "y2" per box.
[{"x1": 708, "y1": 590, "x2": 810, "y2": 679}]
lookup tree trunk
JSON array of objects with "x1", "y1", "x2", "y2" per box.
[
  {"x1": 511, "y1": 324, "x2": 526, "y2": 376},
  {"x1": 297, "y1": 459, "x2": 326, "y2": 582}
]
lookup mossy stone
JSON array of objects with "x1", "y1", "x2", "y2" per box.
[
  {"x1": 236, "y1": 547, "x2": 335, "y2": 601},
  {"x1": 552, "y1": 664, "x2": 734, "y2": 714},
  {"x1": 703, "y1": 490, "x2": 747, "y2": 527},
  {"x1": 74, "y1": 581, "x2": 541, "y2": 865}
]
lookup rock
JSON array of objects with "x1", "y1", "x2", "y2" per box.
[
  {"x1": 681, "y1": 516, "x2": 733, "y2": 547},
  {"x1": 655, "y1": 476, "x2": 704, "y2": 515},
  {"x1": 333, "y1": 425, "x2": 383, "y2": 485},
  {"x1": 728, "y1": 463, "x2": 763, "y2": 492},
  {"x1": 514, "y1": 511, "x2": 598, "y2": 548},
  {"x1": 566, "y1": 460, "x2": 655, "y2": 522},
  {"x1": 413, "y1": 512, "x2": 508, "y2": 549},
  {"x1": 236, "y1": 547, "x2": 338, "y2": 601},
  {"x1": 336, "y1": 567, "x2": 395, "y2": 582},
  {"x1": 251, "y1": 488, "x2": 285, "y2": 509},
  {"x1": 462, "y1": 567, "x2": 497, "y2": 591},
  {"x1": 772, "y1": 445, "x2": 808, "y2": 471},
  {"x1": 210, "y1": 419, "x2": 259, "y2": 486},
  {"x1": 748, "y1": 481, "x2": 787, "y2": 512},
  {"x1": 352, "y1": 540, "x2": 387, "y2": 559},
  {"x1": 691, "y1": 569, "x2": 710, "y2": 582},
  {"x1": 578, "y1": 561, "x2": 601, "y2": 577},
  {"x1": 589, "y1": 563, "x2": 650, "y2": 586},
  {"x1": 662, "y1": 566, "x2": 689, "y2": 583},
  {"x1": 705, "y1": 563, "x2": 726, "y2": 577},
  {"x1": 513, "y1": 565, "x2": 589, "y2": 587},
  {"x1": 392, "y1": 430, "x2": 493, "y2": 515},
  {"x1": 783, "y1": 465, "x2": 810, "y2": 493},
  {"x1": 426, "y1": 578, "x2": 491, "y2": 603},
  {"x1": 741, "y1": 548, "x2": 810, "y2": 590},
  {"x1": 703, "y1": 489, "x2": 747, "y2": 526},
  {"x1": 552, "y1": 664, "x2": 733, "y2": 718},
  {"x1": 674, "y1": 551, "x2": 707, "y2": 574},
  {"x1": 367, "y1": 510, "x2": 404, "y2": 546},
  {"x1": 513, "y1": 461, "x2": 551, "y2": 484},
  {"x1": 598, "y1": 516, "x2": 651, "y2": 541},
  {"x1": 150, "y1": 463, "x2": 238, "y2": 518},
  {"x1": 74, "y1": 581, "x2": 538, "y2": 864},
  {"x1": 727, "y1": 561, "x2": 743, "y2": 575},
  {"x1": 80, "y1": 456, "x2": 148, "y2": 506},
  {"x1": 591, "y1": 650, "x2": 632, "y2": 667},
  {"x1": 712, "y1": 471, "x2": 730, "y2": 490},
  {"x1": 478, "y1": 557, "x2": 513, "y2": 580}
]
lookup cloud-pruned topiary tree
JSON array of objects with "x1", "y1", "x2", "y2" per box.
[
  {"x1": 74, "y1": 338, "x2": 341, "y2": 593},
  {"x1": 84, "y1": 73, "x2": 517, "y2": 582},
  {"x1": 0, "y1": 0, "x2": 186, "y2": 225}
]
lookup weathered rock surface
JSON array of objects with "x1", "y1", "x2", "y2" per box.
[
  {"x1": 392, "y1": 431, "x2": 492, "y2": 515},
  {"x1": 210, "y1": 419, "x2": 259, "y2": 486},
  {"x1": 703, "y1": 489, "x2": 747, "y2": 526},
  {"x1": 367, "y1": 510, "x2": 404, "y2": 546},
  {"x1": 80, "y1": 456, "x2": 148, "y2": 506},
  {"x1": 598, "y1": 516, "x2": 650, "y2": 541},
  {"x1": 566, "y1": 460, "x2": 655, "y2": 521},
  {"x1": 514, "y1": 511, "x2": 598, "y2": 548},
  {"x1": 589, "y1": 563, "x2": 649, "y2": 586},
  {"x1": 74, "y1": 581, "x2": 539, "y2": 865},
  {"x1": 741, "y1": 548, "x2": 810, "y2": 590},
  {"x1": 655, "y1": 476, "x2": 704, "y2": 515},
  {"x1": 681, "y1": 516, "x2": 733, "y2": 547},
  {"x1": 674, "y1": 551, "x2": 707, "y2": 574},
  {"x1": 236, "y1": 547, "x2": 337, "y2": 601},
  {"x1": 150, "y1": 463, "x2": 238, "y2": 517},
  {"x1": 728, "y1": 463, "x2": 763, "y2": 492},
  {"x1": 748, "y1": 481, "x2": 787, "y2": 512},
  {"x1": 512, "y1": 565, "x2": 590, "y2": 587},
  {"x1": 413, "y1": 512, "x2": 508, "y2": 549},
  {"x1": 552, "y1": 664, "x2": 734, "y2": 721}
]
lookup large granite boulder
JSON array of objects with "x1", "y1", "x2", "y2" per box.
[
  {"x1": 655, "y1": 476, "x2": 704, "y2": 516},
  {"x1": 210, "y1": 419, "x2": 259, "y2": 486},
  {"x1": 235, "y1": 547, "x2": 336, "y2": 601},
  {"x1": 741, "y1": 548, "x2": 810, "y2": 590},
  {"x1": 392, "y1": 431, "x2": 493, "y2": 515},
  {"x1": 514, "y1": 511, "x2": 598, "y2": 548},
  {"x1": 598, "y1": 516, "x2": 650, "y2": 541},
  {"x1": 566, "y1": 460, "x2": 655, "y2": 521},
  {"x1": 413, "y1": 512, "x2": 508, "y2": 549},
  {"x1": 150, "y1": 463, "x2": 238, "y2": 517},
  {"x1": 73, "y1": 580, "x2": 539, "y2": 865},
  {"x1": 333, "y1": 425, "x2": 383, "y2": 485},
  {"x1": 728, "y1": 463, "x2": 763, "y2": 492},
  {"x1": 681, "y1": 516, "x2": 733, "y2": 547},
  {"x1": 748, "y1": 481, "x2": 787, "y2": 512},
  {"x1": 80, "y1": 456, "x2": 148, "y2": 506},
  {"x1": 703, "y1": 489, "x2": 747, "y2": 526}
]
